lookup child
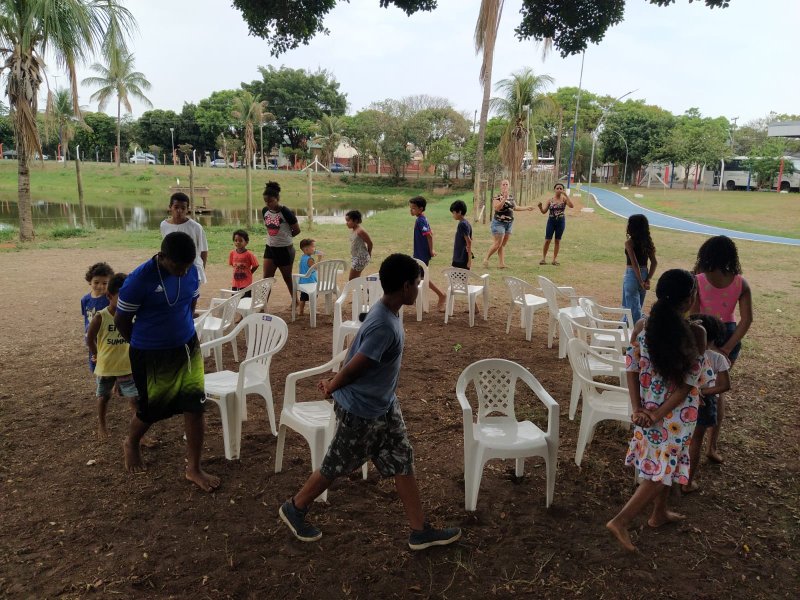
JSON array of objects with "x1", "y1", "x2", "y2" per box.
[
  {"x1": 345, "y1": 210, "x2": 373, "y2": 280},
  {"x1": 408, "y1": 196, "x2": 446, "y2": 310},
  {"x1": 607, "y1": 269, "x2": 707, "y2": 552},
  {"x1": 450, "y1": 200, "x2": 473, "y2": 270},
  {"x1": 691, "y1": 235, "x2": 752, "y2": 463},
  {"x1": 115, "y1": 232, "x2": 219, "y2": 493},
  {"x1": 81, "y1": 262, "x2": 114, "y2": 372},
  {"x1": 297, "y1": 238, "x2": 321, "y2": 317},
  {"x1": 684, "y1": 314, "x2": 731, "y2": 493},
  {"x1": 278, "y1": 253, "x2": 462, "y2": 550},
  {"x1": 160, "y1": 192, "x2": 209, "y2": 284},
  {"x1": 229, "y1": 229, "x2": 260, "y2": 294},
  {"x1": 86, "y1": 273, "x2": 139, "y2": 439},
  {"x1": 622, "y1": 214, "x2": 658, "y2": 324}
]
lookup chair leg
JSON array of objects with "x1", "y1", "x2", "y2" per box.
[
  {"x1": 274, "y1": 424, "x2": 286, "y2": 473},
  {"x1": 547, "y1": 316, "x2": 555, "y2": 349},
  {"x1": 464, "y1": 453, "x2": 484, "y2": 512},
  {"x1": 264, "y1": 388, "x2": 277, "y2": 437},
  {"x1": 444, "y1": 291, "x2": 451, "y2": 324},
  {"x1": 482, "y1": 289, "x2": 489, "y2": 321},
  {"x1": 468, "y1": 295, "x2": 476, "y2": 327},
  {"x1": 545, "y1": 445, "x2": 558, "y2": 507},
  {"x1": 214, "y1": 398, "x2": 233, "y2": 461},
  {"x1": 574, "y1": 405, "x2": 595, "y2": 467},
  {"x1": 416, "y1": 296, "x2": 423, "y2": 322},
  {"x1": 558, "y1": 322, "x2": 567, "y2": 359},
  {"x1": 524, "y1": 307, "x2": 533, "y2": 342},
  {"x1": 505, "y1": 304, "x2": 513, "y2": 334},
  {"x1": 309, "y1": 295, "x2": 317, "y2": 328},
  {"x1": 229, "y1": 395, "x2": 242, "y2": 460},
  {"x1": 230, "y1": 335, "x2": 239, "y2": 363},
  {"x1": 569, "y1": 376, "x2": 581, "y2": 421},
  {"x1": 515, "y1": 458, "x2": 525, "y2": 477}
]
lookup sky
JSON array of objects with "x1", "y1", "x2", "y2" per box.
[{"x1": 65, "y1": 0, "x2": 799, "y2": 126}]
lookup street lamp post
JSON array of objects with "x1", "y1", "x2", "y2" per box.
[
  {"x1": 169, "y1": 127, "x2": 175, "y2": 165},
  {"x1": 566, "y1": 51, "x2": 586, "y2": 189},
  {"x1": 606, "y1": 128, "x2": 629, "y2": 185},
  {"x1": 259, "y1": 122, "x2": 264, "y2": 169},
  {"x1": 587, "y1": 89, "x2": 637, "y2": 186}
]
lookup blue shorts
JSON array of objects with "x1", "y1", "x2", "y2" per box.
[
  {"x1": 697, "y1": 394, "x2": 718, "y2": 427},
  {"x1": 723, "y1": 322, "x2": 742, "y2": 362},
  {"x1": 490, "y1": 219, "x2": 513, "y2": 236},
  {"x1": 545, "y1": 216, "x2": 565, "y2": 240},
  {"x1": 96, "y1": 374, "x2": 138, "y2": 398}
]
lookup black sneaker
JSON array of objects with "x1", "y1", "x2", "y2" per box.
[
  {"x1": 408, "y1": 523, "x2": 462, "y2": 551},
  {"x1": 279, "y1": 500, "x2": 322, "y2": 542}
]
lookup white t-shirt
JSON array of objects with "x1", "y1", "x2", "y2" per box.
[
  {"x1": 160, "y1": 219, "x2": 209, "y2": 284},
  {"x1": 701, "y1": 349, "x2": 730, "y2": 389}
]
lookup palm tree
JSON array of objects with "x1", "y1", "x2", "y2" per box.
[
  {"x1": 0, "y1": 0, "x2": 134, "y2": 241},
  {"x1": 317, "y1": 114, "x2": 344, "y2": 173},
  {"x1": 232, "y1": 91, "x2": 271, "y2": 226},
  {"x1": 83, "y1": 50, "x2": 152, "y2": 167},
  {"x1": 490, "y1": 67, "x2": 554, "y2": 190},
  {"x1": 46, "y1": 88, "x2": 89, "y2": 224}
]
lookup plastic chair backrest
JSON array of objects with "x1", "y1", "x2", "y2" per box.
[
  {"x1": 504, "y1": 275, "x2": 530, "y2": 305},
  {"x1": 313, "y1": 260, "x2": 345, "y2": 293},
  {"x1": 566, "y1": 337, "x2": 595, "y2": 399},
  {"x1": 537, "y1": 276, "x2": 561, "y2": 317},
  {"x1": 362, "y1": 274, "x2": 383, "y2": 312},
  {"x1": 560, "y1": 311, "x2": 625, "y2": 353},
  {"x1": 209, "y1": 292, "x2": 243, "y2": 329},
  {"x1": 458, "y1": 359, "x2": 522, "y2": 424},
  {"x1": 250, "y1": 277, "x2": 275, "y2": 312},
  {"x1": 415, "y1": 258, "x2": 430, "y2": 288},
  {"x1": 242, "y1": 313, "x2": 289, "y2": 378},
  {"x1": 443, "y1": 267, "x2": 471, "y2": 294}
]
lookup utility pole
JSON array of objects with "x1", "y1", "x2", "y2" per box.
[{"x1": 729, "y1": 116, "x2": 739, "y2": 151}]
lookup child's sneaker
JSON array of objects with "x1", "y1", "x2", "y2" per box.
[
  {"x1": 408, "y1": 523, "x2": 462, "y2": 550},
  {"x1": 279, "y1": 500, "x2": 322, "y2": 542}
]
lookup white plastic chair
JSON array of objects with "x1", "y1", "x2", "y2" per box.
[
  {"x1": 292, "y1": 259, "x2": 346, "y2": 327},
  {"x1": 332, "y1": 275, "x2": 383, "y2": 359},
  {"x1": 196, "y1": 291, "x2": 245, "y2": 370},
  {"x1": 442, "y1": 267, "x2": 490, "y2": 327},
  {"x1": 559, "y1": 313, "x2": 627, "y2": 420},
  {"x1": 200, "y1": 313, "x2": 289, "y2": 460},
  {"x1": 220, "y1": 277, "x2": 275, "y2": 318},
  {"x1": 456, "y1": 359, "x2": 559, "y2": 511},
  {"x1": 579, "y1": 297, "x2": 633, "y2": 346},
  {"x1": 275, "y1": 350, "x2": 367, "y2": 503},
  {"x1": 537, "y1": 275, "x2": 589, "y2": 359},
  {"x1": 504, "y1": 276, "x2": 548, "y2": 341},
  {"x1": 414, "y1": 258, "x2": 430, "y2": 321},
  {"x1": 566, "y1": 338, "x2": 631, "y2": 467}
]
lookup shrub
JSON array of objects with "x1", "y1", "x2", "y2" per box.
[{"x1": 50, "y1": 226, "x2": 89, "y2": 239}]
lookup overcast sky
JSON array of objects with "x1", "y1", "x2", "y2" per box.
[{"x1": 66, "y1": 0, "x2": 798, "y2": 126}]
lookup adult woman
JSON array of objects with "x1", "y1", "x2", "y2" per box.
[
  {"x1": 262, "y1": 181, "x2": 300, "y2": 298},
  {"x1": 482, "y1": 179, "x2": 533, "y2": 268},
  {"x1": 537, "y1": 183, "x2": 574, "y2": 265}
]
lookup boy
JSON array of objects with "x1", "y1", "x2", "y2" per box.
[
  {"x1": 297, "y1": 238, "x2": 322, "y2": 317},
  {"x1": 229, "y1": 229, "x2": 260, "y2": 294},
  {"x1": 278, "y1": 253, "x2": 462, "y2": 551},
  {"x1": 449, "y1": 200, "x2": 473, "y2": 270},
  {"x1": 160, "y1": 192, "x2": 209, "y2": 284},
  {"x1": 87, "y1": 273, "x2": 138, "y2": 439},
  {"x1": 408, "y1": 196, "x2": 446, "y2": 310},
  {"x1": 81, "y1": 262, "x2": 114, "y2": 372},
  {"x1": 115, "y1": 232, "x2": 219, "y2": 492}
]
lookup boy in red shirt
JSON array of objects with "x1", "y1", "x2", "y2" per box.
[{"x1": 229, "y1": 229, "x2": 260, "y2": 294}]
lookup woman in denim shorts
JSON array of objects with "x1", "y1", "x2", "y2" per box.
[
  {"x1": 537, "y1": 183, "x2": 574, "y2": 265},
  {"x1": 482, "y1": 179, "x2": 533, "y2": 268}
]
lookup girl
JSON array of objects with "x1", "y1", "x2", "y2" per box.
[
  {"x1": 229, "y1": 229, "x2": 259, "y2": 294},
  {"x1": 607, "y1": 269, "x2": 706, "y2": 552},
  {"x1": 483, "y1": 179, "x2": 533, "y2": 269},
  {"x1": 537, "y1": 183, "x2": 574, "y2": 265},
  {"x1": 684, "y1": 314, "x2": 731, "y2": 493},
  {"x1": 262, "y1": 181, "x2": 301, "y2": 299},
  {"x1": 622, "y1": 214, "x2": 658, "y2": 324},
  {"x1": 345, "y1": 210, "x2": 373, "y2": 280},
  {"x1": 691, "y1": 235, "x2": 752, "y2": 463}
]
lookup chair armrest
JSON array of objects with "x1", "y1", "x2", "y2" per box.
[
  {"x1": 575, "y1": 370, "x2": 629, "y2": 394},
  {"x1": 283, "y1": 350, "x2": 349, "y2": 405},
  {"x1": 556, "y1": 286, "x2": 576, "y2": 296},
  {"x1": 518, "y1": 369, "x2": 560, "y2": 437},
  {"x1": 219, "y1": 288, "x2": 238, "y2": 297},
  {"x1": 589, "y1": 315, "x2": 629, "y2": 329},
  {"x1": 478, "y1": 273, "x2": 490, "y2": 282},
  {"x1": 455, "y1": 390, "x2": 475, "y2": 445},
  {"x1": 199, "y1": 317, "x2": 248, "y2": 352}
]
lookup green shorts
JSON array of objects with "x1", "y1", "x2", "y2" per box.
[{"x1": 130, "y1": 335, "x2": 205, "y2": 424}]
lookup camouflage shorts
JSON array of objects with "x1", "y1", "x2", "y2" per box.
[{"x1": 320, "y1": 402, "x2": 415, "y2": 479}]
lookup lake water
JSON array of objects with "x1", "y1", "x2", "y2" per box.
[{"x1": 0, "y1": 200, "x2": 388, "y2": 230}]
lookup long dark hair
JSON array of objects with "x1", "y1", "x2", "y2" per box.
[
  {"x1": 626, "y1": 214, "x2": 655, "y2": 258},
  {"x1": 693, "y1": 235, "x2": 741, "y2": 275},
  {"x1": 645, "y1": 269, "x2": 698, "y2": 385}
]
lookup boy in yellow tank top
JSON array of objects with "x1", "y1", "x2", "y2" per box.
[{"x1": 87, "y1": 273, "x2": 138, "y2": 439}]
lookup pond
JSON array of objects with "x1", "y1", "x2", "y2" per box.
[{"x1": 0, "y1": 199, "x2": 391, "y2": 231}]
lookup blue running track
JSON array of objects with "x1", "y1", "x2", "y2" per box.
[{"x1": 584, "y1": 186, "x2": 800, "y2": 247}]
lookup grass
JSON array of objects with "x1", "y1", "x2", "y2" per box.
[{"x1": 593, "y1": 184, "x2": 800, "y2": 239}]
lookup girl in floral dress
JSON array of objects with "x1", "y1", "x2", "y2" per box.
[{"x1": 607, "y1": 269, "x2": 707, "y2": 552}]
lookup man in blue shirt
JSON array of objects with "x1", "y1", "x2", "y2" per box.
[
  {"x1": 115, "y1": 232, "x2": 219, "y2": 493},
  {"x1": 279, "y1": 254, "x2": 462, "y2": 551}
]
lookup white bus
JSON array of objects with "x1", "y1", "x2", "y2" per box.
[
  {"x1": 774, "y1": 156, "x2": 800, "y2": 192},
  {"x1": 719, "y1": 157, "x2": 757, "y2": 191},
  {"x1": 522, "y1": 152, "x2": 555, "y2": 172}
]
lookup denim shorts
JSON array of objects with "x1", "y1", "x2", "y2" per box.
[
  {"x1": 320, "y1": 402, "x2": 414, "y2": 479},
  {"x1": 697, "y1": 394, "x2": 718, "y2": 427},
  {"x1": 545, "y1": 216, "x2": 566, "y2": 240},
  {"x1": 723, "y1": 322, "x2": 742, "y2": 362},
  {"x1": 96, "y1": 374, "x2": 138, "y2": 398},
  {"x1": 490, "y1": 219, "x2": 513, "y2": 236}
]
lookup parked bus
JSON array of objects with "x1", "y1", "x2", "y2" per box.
[
  {"x1": 774, "y1": 156, "x2": 800, "y2": 192},
  {"x1": 522, "y1": 152, "x2": 555, "y2": 172},
  {"x1": 718, "y1": 157, "x2": 757, "y2": 191}
]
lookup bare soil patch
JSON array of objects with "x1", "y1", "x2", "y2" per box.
[{"x1": 0, "y1": 248, "x2": 797, "y2": 599}]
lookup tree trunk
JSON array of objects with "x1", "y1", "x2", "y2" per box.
[
  {"x1": 245, "y1": 162, "x2": 253, "y2": 227},
  {"x1": 17, "y1": 144, "x2": 34, "y2": 242},
  {"x1": 116, "y1": 98, "x2": 121, "y2": 168},
  {"x1": 188, "y1": 162, "x2": 195, "y2": 213},
  {"x1": 76, "y1": 149, "x2": 87, "y2": 227},
  {"x1": 473, "y1": 43, "x2": 495, "y2": 221}
]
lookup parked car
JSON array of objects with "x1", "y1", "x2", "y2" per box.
[
  {"x1": 330, "y1": 162, "x2": 351, "y2": 173},
  {"x1": 129, "y1": 153, "x2": 156, "y2": 165},
  {"x1": 2, "y1": 149, "x2": 18, "y2": 159},
  {"x1": 267, "y1": 159, "x2": 278, "y2": 170},
  {"x1": 34, "y1": 153, "x2": 49, "y2": 161},
  {"x1": 210, "y1": 158, "x2": 227, "y2": 168}
]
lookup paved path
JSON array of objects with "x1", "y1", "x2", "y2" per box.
[{"x1": 584, "y1": 186, "x2": 800, "y2": 247}]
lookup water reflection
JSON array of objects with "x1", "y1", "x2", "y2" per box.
[{"x1": 0, "y1": 201, "x2": 385, "y2": 230}]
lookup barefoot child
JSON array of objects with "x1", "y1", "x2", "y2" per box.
[
  {"x1": 684, "y1": 314, "x2": 731, "y2": 493},
  {"x1": 86, "y1": 273, "x2": 138, "y2": 439},
  {"x1": 345, "y1": 210, "x2": 373, "y2": 280},
  {"x1": 278, "y1": 254, "x2": 462, "y2": 550},
  {"x1": 450, "y1": 200, "x2": 473, "y2": 269},
  {"x1": 409, "y1": 196, "x2": 446, "y2": 310},
  {"x1": 114, "y1": 232, "x2": 219, "y2": 492},
  {"x1": 607, "y1": 269, "x2": 707, "y2": 552},
  {"x1": 691, "y1": 235, "x2": 752, "y2": 463},
  {"x1": 81, "y1": 262, "x2": 113, "y2": 372},
  {"x1": 229, "y1": 229, "x2": 260, "y2": 294},
  {"x1": 297, "y1": 238, "x2": 321, "y2": 317}
]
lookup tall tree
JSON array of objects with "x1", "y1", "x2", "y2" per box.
[
  {"x1": 660, "y1": 109, "x2": 730, "y2": 188},
  {"x1": 232, "y1": 91, "x2": 271, "y2": 226},
  {"x1": 83, "y1": 50, "x2": 152, "y2": 167},
  {"x1": 0, "y1": 0, "x2": 135, "y2": 241},
  {"x1": 316, "y1": 114, "x2": 344, "y2": 170},
  {"x1": 45, "y1": 89, "x2": 81, "y2": 161}
]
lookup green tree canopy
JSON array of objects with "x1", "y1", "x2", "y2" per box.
[{"x1": 660, "y1": 108, "x2": 730, "y2": 188}]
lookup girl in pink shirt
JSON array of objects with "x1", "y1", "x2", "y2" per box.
[{"x1": 690, "y1": 236, "x2": 753, "y2": 463}]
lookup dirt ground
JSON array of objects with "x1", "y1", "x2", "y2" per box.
[{"x1": 0, "y1": 248, "x2": 797, "y2": 599}]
